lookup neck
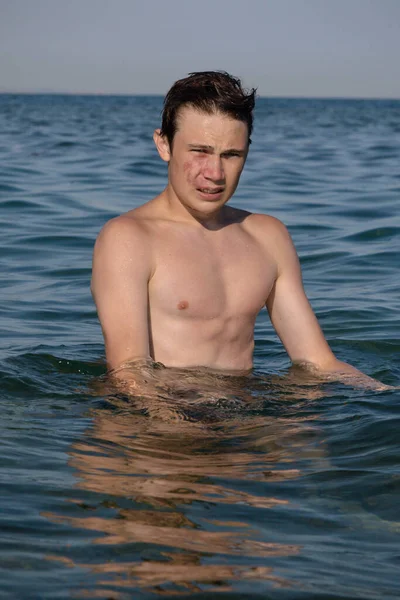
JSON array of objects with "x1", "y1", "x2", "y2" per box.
[{"x1": 160, "y1": 187, "x2": 229, "y2": 230}]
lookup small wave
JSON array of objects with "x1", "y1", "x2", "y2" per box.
[{"x1": 344, "y1": 226, "x2": 400, "y2": 243}]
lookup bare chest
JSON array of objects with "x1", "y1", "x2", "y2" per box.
[{"x1": 149, "y1": 228, "x2": 276, "y2": 321}]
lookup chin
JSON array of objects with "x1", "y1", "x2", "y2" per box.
[{"x1": 194, "y1": 201, "x2": 226, "y2": 215}]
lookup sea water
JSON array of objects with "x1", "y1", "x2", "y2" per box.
[{"x1": 0, "y1": 95, "x2": 399, "y2": 599}]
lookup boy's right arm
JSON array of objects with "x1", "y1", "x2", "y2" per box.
[{"x1": 91, "y1": 217, "x2": 153, "y2": 379}]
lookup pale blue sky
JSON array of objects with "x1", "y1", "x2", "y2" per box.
[{"x1": 1, "y1": 0, "x2": 400, "y2": 97}]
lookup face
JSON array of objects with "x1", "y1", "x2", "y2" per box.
[{"x1": 154, "y1": 106, "x2": 249, "y2": 219}]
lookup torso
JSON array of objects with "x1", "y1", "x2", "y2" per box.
[{"x1": 131, "y1": 204, "x2": 277, "y2": 370}]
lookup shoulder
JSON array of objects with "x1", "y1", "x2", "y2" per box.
[
  {"x1": 92, "y1": 213, "x2": 154, "y2": 282},
  {"x1": 243, "y1": 212, "x2": 293, "y2": 246},
  {"x1": 94, "y1": 195, "x2": 166, "y2": 248},
  {"x1": 94, "y1": 213, "x2": 150, "y2": 255},
  {"x1": 242, "y1": 213, "x2": 300, "y2": 274},
  {"x1": 226, "y1": 206, "x2": 289, "y2": 234}
]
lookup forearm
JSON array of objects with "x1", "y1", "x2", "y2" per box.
[
  {"x1": 294, "y1": 358, "x2": 391, "y2": 391},
  {"x1": 109, "y1": 357, "x2": 168, "y2": 397}
]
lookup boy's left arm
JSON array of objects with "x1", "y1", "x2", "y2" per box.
[{"x1": 265, "y1": 220, "x2": 392, "y2": 391}]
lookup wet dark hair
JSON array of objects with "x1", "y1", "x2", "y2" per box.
[{"x1": 160, "y1": 71, "x2": 256, "y2": 149}]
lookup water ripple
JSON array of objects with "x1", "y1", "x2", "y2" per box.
[{"x1": 0, "y1": 94, "x2": 399, "y2": 598}]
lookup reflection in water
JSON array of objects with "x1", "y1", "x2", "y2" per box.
[{"x1": 45, "y1": 369, "x2": 328, "y2": 597}]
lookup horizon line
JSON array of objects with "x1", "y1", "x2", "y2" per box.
[{"x1": 0, "y1": 90, "x2": 399, "y2": 101}]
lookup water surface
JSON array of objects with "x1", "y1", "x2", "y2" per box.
[{"x1": 0, "y1": 95, "x2": 399, "y2": 599}]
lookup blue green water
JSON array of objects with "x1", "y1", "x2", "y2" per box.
[{"x1": 0, "y1": 95, "x2": 399, "y2": 599}]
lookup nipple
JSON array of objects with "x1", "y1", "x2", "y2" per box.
[{"x1": 177, "y1": 300, "x2": 189, "y2": 310}]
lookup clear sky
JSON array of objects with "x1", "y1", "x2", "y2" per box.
[{"x1": 1, "y1": 0, "x2": 400, "y2": 98}]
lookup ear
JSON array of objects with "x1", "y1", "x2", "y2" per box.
[{"x1": 153, "y1": 129, "x2": 171, "y2": 162}]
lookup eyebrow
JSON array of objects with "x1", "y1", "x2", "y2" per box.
[{"x1": 188, "y1": 144, "x2": 246, "y2": 155}]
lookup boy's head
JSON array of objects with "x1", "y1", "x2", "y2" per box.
[{"x1": 160, "y1": 71, "x2": 256, "y2": 150}]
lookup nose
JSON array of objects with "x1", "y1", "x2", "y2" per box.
[{"x1": 204, "y1": 155, "x2": 225, "y2": 183}]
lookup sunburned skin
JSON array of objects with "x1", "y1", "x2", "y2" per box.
[{"x1": 183, "y1": 157, "x2": 224, "y2": 201}]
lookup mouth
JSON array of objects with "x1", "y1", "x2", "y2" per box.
[{"x1": 197, "y1": 187, "x2": 225, "y2": 198}]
